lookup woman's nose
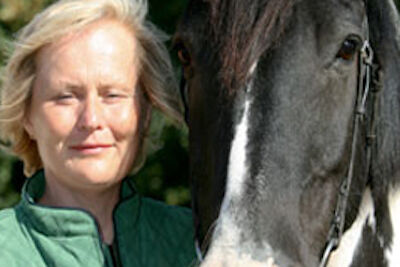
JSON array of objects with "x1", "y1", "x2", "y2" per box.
[{"x1": 76, "y1": 96, "x2": 104, "y2": 131}]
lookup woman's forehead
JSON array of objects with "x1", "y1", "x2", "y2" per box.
[
  {"x1": 34, "y1": 19, "x2": 140, "y2": 86},
  {"x1": 36, "y1": 20, "x2": 138, "y2": 66}
]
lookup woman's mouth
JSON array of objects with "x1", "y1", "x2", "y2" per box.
[{"x1": 69, "y1": 144, "x2": 113, "y2": 155}]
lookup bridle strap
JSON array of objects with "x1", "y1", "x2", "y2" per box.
[{"x1": 319, "y1": 40, "x2": 380, "y2": 267}]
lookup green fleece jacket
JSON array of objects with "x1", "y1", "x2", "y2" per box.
[{"x1": 0, "y1": 171, "x2": 196, "y2": 267}]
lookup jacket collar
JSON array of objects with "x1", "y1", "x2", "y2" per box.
[{"x1": 18, "y1": 170, "x2": 140, "y2": 239}]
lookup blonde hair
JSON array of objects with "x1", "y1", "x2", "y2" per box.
[{"x1": 0, "y1": 0, "x2": 183, "y2": 177}]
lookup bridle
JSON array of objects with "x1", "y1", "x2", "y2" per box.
[
  {"x1": 179, "y1": 8, "x2": 383, "y2": 267},
  {"x1": 319, "y1": 32, "x2": 382, "y2": 267}
]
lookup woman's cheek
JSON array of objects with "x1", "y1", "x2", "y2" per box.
[
  {"x1": 37, "y1": 106, "x2": 76, "y2": 138},
  {"x1": 108, "y1": 104, "x2": 139, "y2": 137}
]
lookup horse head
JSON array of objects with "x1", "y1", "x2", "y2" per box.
[{"x1": 175, "y1": 0, "x2": 400, "y2": 266}]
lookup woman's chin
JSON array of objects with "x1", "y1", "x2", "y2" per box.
[
  {"x1": 74, "y1": 169, "x2": 124, "y2": 187},
  {"x1": 67, "y1": 156, "x2": 129, "y2": 179},
  {"x1": 52, "y1": 163, "x2": 127, "y2": 191}
]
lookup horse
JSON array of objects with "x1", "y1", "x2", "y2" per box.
[{"x1": 174, "y1": 0, "x2": 400, "y2": 266}]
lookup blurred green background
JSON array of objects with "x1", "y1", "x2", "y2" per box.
[{"x1": 0, "y1": 0, "x2": 190, "y2": 209}]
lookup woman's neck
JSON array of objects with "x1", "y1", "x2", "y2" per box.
[{"x1": 38, "y1": 178, "x2": 121, "y2": 245}]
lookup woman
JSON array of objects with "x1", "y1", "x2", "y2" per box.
[{"x1": 0, "y1": 0, "x2": 195, "y2": 266}]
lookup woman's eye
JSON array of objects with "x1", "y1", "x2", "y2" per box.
[
  {"x1": 56, "y1": 93, "x2": 75, "y2": 102},
  {"x1": 106, "y1": 93, "x2": 122, "y2": 98},
  {"x1": 104, "y1": 91, "x2": 129, "y2": 102},
  {"x1": 337, "y1": 38, "x2": 361, "y2": 61},
  {"x1": 176, "y1": 44, "x2": 191, "y2": 66}
]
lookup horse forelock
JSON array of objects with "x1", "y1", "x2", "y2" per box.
[{"x1": 203, "y1": 0, "x2": 297, "y2": 94}]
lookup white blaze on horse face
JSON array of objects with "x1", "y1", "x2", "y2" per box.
[
  {"x1": 385, "y1": 186, "x2": 400, "y2": 267},
  {"x1": 224, "y1": 60, "x2": 258, "y2": 198},
  {"x1": 249, "y1": 61, "x2": 258, "y2": 77},
  {"x1": 201, "y1": 251, "x2": 278, "y2": 267},
  {"x1": 200, "y1": 210, "x2": 277, "y2": 267},
  {"x1": 201, "y1": 83, "x2": 252, "y2": 265},
  {"x1": 226, "y1": 94, "x2": 250, "y2": 198},
  {"x1": 327, "y1": 188, "x2": 376, "y2": 267},
  {"x1": 201, "y1": 66, "x2": 279, "y2": 266}
]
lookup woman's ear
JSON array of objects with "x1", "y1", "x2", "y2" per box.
[{"x1": 23, "y1": 116, "x2": 36, "y2": 140}]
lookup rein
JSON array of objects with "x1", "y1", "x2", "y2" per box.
[{"x1": 319, "y1": 39, "x2": 382, "y2": 267}]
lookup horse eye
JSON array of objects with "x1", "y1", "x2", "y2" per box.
[
  {"x1": 337, "y1": 38, "x2": 360, "y2": 61},
  {"x1": 177, "y1": 45, "x2": 191, "y2": 67}
]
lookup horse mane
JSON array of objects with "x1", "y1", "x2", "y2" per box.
[{"x1": 204, "y1": 0, "x2": 297, "y2": 93}]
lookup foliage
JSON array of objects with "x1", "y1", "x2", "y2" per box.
[{"x1": 0, "y1": 0, "x2": 190, "y2": 209}]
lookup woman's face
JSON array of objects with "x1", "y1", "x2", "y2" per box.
[{"x1": 24, "y1": 19, "x2": 143, "y2": 191}]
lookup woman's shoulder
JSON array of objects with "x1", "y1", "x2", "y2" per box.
[
  {"x1": 0, "y1": 207, "x2": 20, "y2": 237},
  {"x1": 0, "y1": 205, "x2": 26, "y2": 242},
  {"x1": 0, "y1": 203, "x2": 32, "y2": 234},
  {"x1": 140, "y1": 197, "x2": 193, "y2": 225},
  {"x1": 133, "y1": 197, "x2": 197, "y2": 266},
  {"x1": 0, "y1": 206, "x2": 17, "y2": 219},
  {"x1": 0, "y1": 206, "x2": 39, "y2": 266},
  {"x1": 139, "y1": 197, "x2": 195, "y2": 242}
]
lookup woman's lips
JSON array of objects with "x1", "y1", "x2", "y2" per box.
[{"x1": 69, "y1": 144, "x2": 113, "y2": 154}]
